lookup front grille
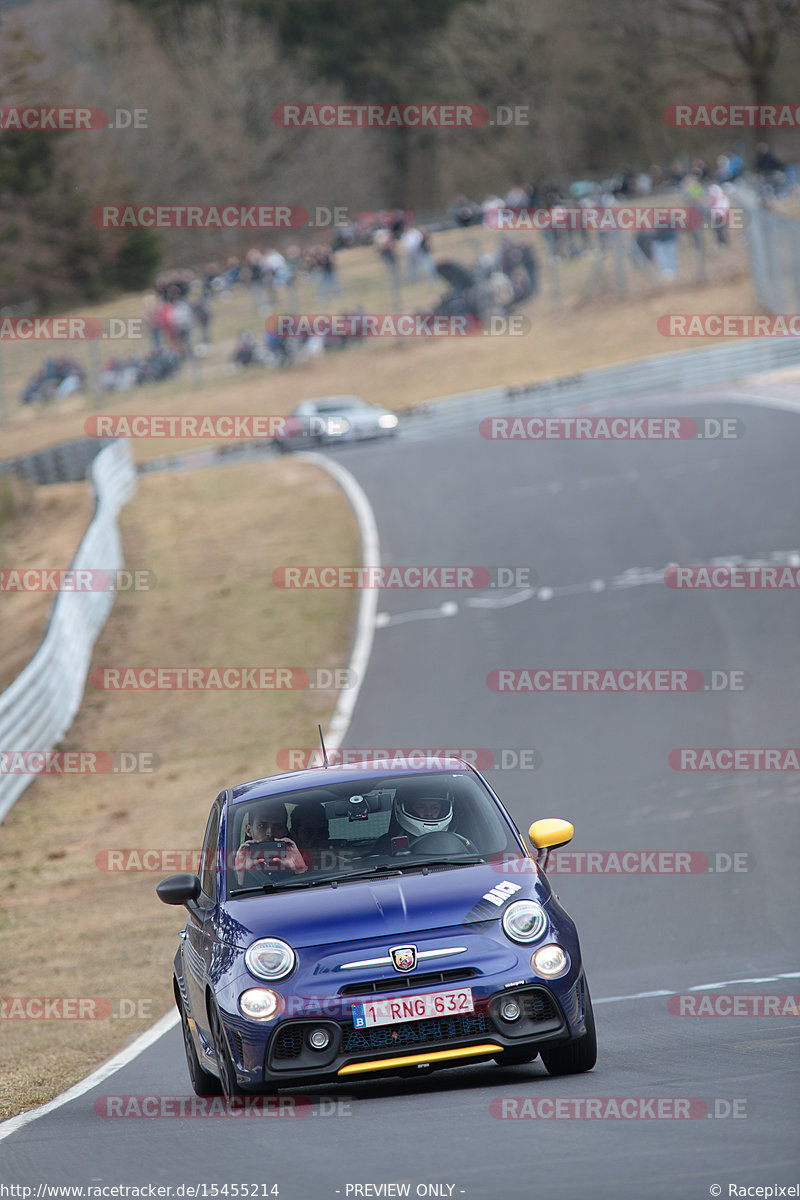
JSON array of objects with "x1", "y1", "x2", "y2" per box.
[
  {"x1": 523, "y1": 989, "x2": 559, "y2": 1023},
  {"x1": 341, "y1": 1011, "x2": 488, "y2": 1054},
  {"x1": 339, "y1": 968, "x2": 479, "y2": 997}
]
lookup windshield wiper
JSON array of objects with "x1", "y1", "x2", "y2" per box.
[
  {"x1": 286, "y1": 857, "x2": 486, "y2": 886},
  {"x1": 395, "y1": 856, "x2": 486, "y2": 872},
  {"x1": 308, "y1": 865, "x2": 405, "y2": 884},
  {"x1": 228, "y1": 877, "x2": 324, "y2": 896}
]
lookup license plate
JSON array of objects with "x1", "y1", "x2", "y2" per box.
[{"x1": 351, "y1": 988, "x2": 474, "y2": 1029}]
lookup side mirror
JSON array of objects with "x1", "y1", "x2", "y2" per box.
[
  {"x1": 529, "y1": 819, "x2": 574, "y2": 851},
  {"x1": 157, "y1": 873, "x2": 202, "y2": 906}
]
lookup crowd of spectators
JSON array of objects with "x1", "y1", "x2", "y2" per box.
[
  {"x1": 98, "y1": 348, "x2": 184, "y2": 392},
  {"x1": 230, "y1": 305, "x2": 375, "y2": 371},
  {"x1": 21, "y1": 357, "x2": 84, "y2": 405},
  {"x1": 18, "y1": 138, "x2": 797, "y2": 405},
  {"x1": 441, "y1": 140, "x2": 796, "y2": 282}
]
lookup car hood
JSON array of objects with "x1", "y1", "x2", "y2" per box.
[
  {"x1": 337, "y1": 409, "x2": 382, "y2": 428},
  {"x1": 221, "y1": 860, "x2": 548, "y2": 949}
]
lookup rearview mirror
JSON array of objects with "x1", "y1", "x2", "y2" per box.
[
  {"x1": 528, "y1": 819, "x2": 574, "y2": 851},
  {"x1": 156, "y1": 873, "x2": 201, "y2": 906}
]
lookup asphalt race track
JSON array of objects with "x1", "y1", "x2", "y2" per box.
[{"x1": 2, "y1": 395, "x2": 799, "y2": 1200}]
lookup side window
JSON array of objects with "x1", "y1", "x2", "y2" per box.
[{"x1": 199, "y1": 805, "x2": 221, "y2": 900}]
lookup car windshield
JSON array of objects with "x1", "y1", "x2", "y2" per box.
[
  {"x1": 225, "y1": 771, "x2": 522, "y2": 895},
  {"x1": 313, "y1": 399, "x2": 364, "y2": 414}
]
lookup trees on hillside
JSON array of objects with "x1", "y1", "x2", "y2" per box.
[{"x1": 2, "y1": 0, "x2": 799, "y2": 309}]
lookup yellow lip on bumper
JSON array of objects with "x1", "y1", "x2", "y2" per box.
[{"x1": 337, "y1": 1043, "x2": 503, "y2": 1075}]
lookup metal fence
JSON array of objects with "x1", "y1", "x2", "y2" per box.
[
  {"x1": 0, "y1": 439, "x2": 137, "y2": 823},
  {"x1": 732, "y1": 183, "x2": 800, "y2": 317},
  {"x1": 0, "y1": 438, "x2": 114, "y2": 486}
]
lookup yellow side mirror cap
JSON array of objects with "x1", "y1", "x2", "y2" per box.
[{"x1": 529, "y1": 818, "x2": 574, "y2": 850}]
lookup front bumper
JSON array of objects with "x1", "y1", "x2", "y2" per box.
[{"x1": 217, "y1": 976, "x2": 587, "y2": 1089}]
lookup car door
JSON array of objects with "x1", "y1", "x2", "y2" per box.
[{"x1": 183, "y1": 798, "x2": 222, "y2": 1044}]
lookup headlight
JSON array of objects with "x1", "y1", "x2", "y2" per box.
[
  {"x1": 325, "y1": 416, "x2": 350, "y2": 436},
  {"x1": 239, "y1": 989, "x2": 282, "y2": 1021},
  {"x1": 502, "y1": 900, "x2": 547, "y2": 944},
  {"x1": 532, "y1": 944, "x2": 569, "y2": 978},
  {"x1": 378, "y1": 414, "x2": 399, "y2": 429},
  {"x1": 245, "y1": 938, "x2": 295, "y2": 981}
]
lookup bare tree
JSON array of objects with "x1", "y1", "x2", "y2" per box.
[
  {"x1": 12, "y1": 0, "x2": 377, "y2": 265},
  {"x1": 653, "y1": 0, "x2": 800, "y2": 107}
]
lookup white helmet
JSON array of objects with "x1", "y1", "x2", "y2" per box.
[{"x1": 395, "y1": 792, "x2": 453, "y2": 839}]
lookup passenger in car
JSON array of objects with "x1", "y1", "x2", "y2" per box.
[{"x1": 233, "y1": 800, "x2": 308, "y2": 880}]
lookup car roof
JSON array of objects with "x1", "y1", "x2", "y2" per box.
[
  {"x1": 305, "y1": 395, "x2": 364, "y2": 407},
  {"x1": 228, "y1": 758, "x2": 476, "y2": 805}
]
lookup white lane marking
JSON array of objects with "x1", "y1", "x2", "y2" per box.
[
  {"x1": 4, "y1": 966, "x2": 799, "y2": 1139},
  {"x1": 293, "y1": 453, "x2": 380, "y2": 753},
  {"x1": 595, "y1": 970, "x2": 800, "y2": 1005},
  {"x1": 718, "y1": 387, "x2": 800, "y2": 415},
  {"x1": 0, "y1": 1009, "x2": 180, "y2": 1143},
  {"x1": 377, "y1": 548, "x2": 800, "y2": 619},
  {"x1": 467, "y1": 588, "x2": 537, "y2": 609},
  {"x1": 376, "y1": 601, "x2": 458, "y2": 627}
]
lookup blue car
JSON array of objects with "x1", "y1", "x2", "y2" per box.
[{"x1": 157, "y1": 760, "x2": 596, "y2": 1095}]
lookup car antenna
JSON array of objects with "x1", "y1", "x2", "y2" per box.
[{"x1": 318, "y1": 724, "x2": 329, "y2": 768}]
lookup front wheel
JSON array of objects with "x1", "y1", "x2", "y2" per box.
[
  {"x1": 540, "y1": 982, "x2": 597, "y2": 1076},
  {"x1": 178, "y1": 992, "x2": 221, "y2": 1097}
]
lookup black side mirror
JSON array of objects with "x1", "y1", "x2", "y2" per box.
[{"x1": 156, "y1": 873, "x2": 202, "y2": 906}]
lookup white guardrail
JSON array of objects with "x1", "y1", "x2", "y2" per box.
[{"x1": 0, "y1": 439, "x2": 136, "y2": 823}]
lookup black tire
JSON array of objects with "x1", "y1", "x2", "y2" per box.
[
  {"x1": 493, "y1": 1046, "x2": 539, "y2": 1066},
  {"x1": 178, "y1": 992, "x2": 222, "y2": 1097},
  {"x1": 540, "y1": 982, "x2": 597, "y2": 1076},
  {"x1": 209, "y1": 1000, "x2": 244, "y2": 1097}
]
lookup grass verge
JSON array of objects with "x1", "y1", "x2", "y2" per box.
[{"x1": 0, "y1": 455, "x2": 359, "y2": 1121}]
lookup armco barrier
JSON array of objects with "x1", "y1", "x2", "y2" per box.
[
  {"x1": 398, "y1": 335, "x2": 800, "y2": 438},
  {"x1": 0, "y1": 439, "x2": 137, "y2": 822},
  {"x1": 0, "y1": 438, "x2": 114, "y2": 485}
]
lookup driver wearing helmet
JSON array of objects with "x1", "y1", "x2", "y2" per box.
[{"x1": 394, "y1": 793, "x2": 454, "y2": 839}]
